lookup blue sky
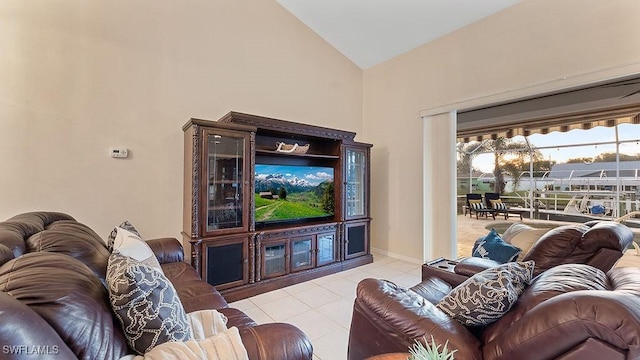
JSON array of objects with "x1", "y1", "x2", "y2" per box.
[
  {"x1": 472, "y1": 124, "x2": 640, "y2": 173},
  {"x1": 255, "y1": 164, "x2": 334, "y2": 186}
]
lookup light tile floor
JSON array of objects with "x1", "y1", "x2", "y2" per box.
[
  {"x1": 230, "y1": 254, "x2": 423, "y2": 360},
  {"x1": 230, "y1": 215, "x2": 640, "y2": 360}
]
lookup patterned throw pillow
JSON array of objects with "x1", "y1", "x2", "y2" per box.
[
  {"x1": 469, "y1": 199, "x2": 485, "y2": 210},
  {"x1": 490, "y1": 199, "x2": 507, "y2": 210},
  {"x1": 472, "y1": 229, "x2": 521, "y2": 263},
  {"x1": 106, "y1": 252, "x2": 192, "y2": 354},
  {"x1": 436, "y1": 260, "x2": 535, "y2": 327},
  {"x1": 107, "y1": 221, "x2": 163, "y2": 273}
]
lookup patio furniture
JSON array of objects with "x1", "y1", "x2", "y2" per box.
[
  {"x1": 465, "y1": 193, "x2": 496, "y2": 220},
  {"x1": 484, "y1": 192, "x2": 525, "y2": 220}
]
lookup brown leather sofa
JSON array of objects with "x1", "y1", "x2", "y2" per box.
[
  {"x1": 0, "y1": 212, "x2": 313, "y2": 359},
  {"x1": 348, "y1": 264, "x2": 640, "y2": 360},
  {"x1": 423, "y1": 221, "x2": 634, "y2": 287}
]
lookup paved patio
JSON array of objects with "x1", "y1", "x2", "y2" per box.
[{"x1": 455, "y1": 214, "x2": 640, "y2": 268}]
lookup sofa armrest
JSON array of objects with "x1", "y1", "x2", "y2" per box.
[
  {"x1": 348, "y1": 278, "x2": 482, "y2": 360},
  {"x1": 147, "y1": 237, "x2": 184, "y2": 264},
  {"x1": 239, "y1": 323, "x2": 313, "y2": 360},
  {"x1": 454, "y1": 257, "x2": 502, "y2": 277}
]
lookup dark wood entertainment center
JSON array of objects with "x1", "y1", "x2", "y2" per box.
[{"x1": 182, "y1": 112, "x2": 372, "y2": 301}]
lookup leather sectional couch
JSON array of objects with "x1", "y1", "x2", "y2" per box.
[
  {"x1": 0, "y1": 212, "x2": 313, "y2": 359},
  {"x1": 348, "y1": 221, "x2": 640, "y2": 360},
  {"x1": 423, "y1": 221, "x2": 635, "y2": 287},
  {"x1": 349, "y1": 264, "x2": 640, "y2": 359}
]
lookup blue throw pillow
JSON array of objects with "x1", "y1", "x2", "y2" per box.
[{"x1": 472, "y1": 229, "x2": 521, "y2": 263}]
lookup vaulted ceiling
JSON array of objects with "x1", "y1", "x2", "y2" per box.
[{"x1": 276, "y1": 0, "x2": 522, "y2": 69}]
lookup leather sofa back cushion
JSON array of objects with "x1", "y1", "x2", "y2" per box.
[
  {"x1": 0, "y1": 212, "x2": 76, "y2": 260},
  {"x1": 0, "y1": 252, "x2": 129, "y2": 359},
  {"x1": 579, "y1": 221, "x2": 633, "y2": 252},
  {"x1": 523, "y1": 225, "x2": 588, "y2": 274},
  {"x1": 481, "y1": 264, "x2": 608, "y2": 344},
  {"x1": 0, "y1": 243, "x2": 13, "y2": 266},
  {"x1": 0, "y1": 292, "x2": 79, "y2": 359},
  {"x1": 26, "y1": 220, "x2": 110, "y2": 282},
  {"x1": 508, "y1": 228, "x2": 548, "y2": 261}
]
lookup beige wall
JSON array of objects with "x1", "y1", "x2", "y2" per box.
[
  {"x1": 0, "y1": 1, "x2": 363, "y2": 240},
  {"x1": 364, "y1": 0, "x2": 640, "y2": 261},
  {"x1": 4, "y1": 0, "x2": 640, "y2": 264}
]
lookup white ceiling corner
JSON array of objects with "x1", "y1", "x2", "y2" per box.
[{"x1": 276, "y1": 0, "x2": 522, "y2": 69}]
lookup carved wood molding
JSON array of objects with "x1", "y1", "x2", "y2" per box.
[
  {"x1": 219, "y1": 111, "x2": 356, "y2": 141},
  {"x1": 190, "y1": 124, "x2": 200, "y2": 238},
  {"x1": 258, "y1": 223, "x2": 339, "y2": 240}
]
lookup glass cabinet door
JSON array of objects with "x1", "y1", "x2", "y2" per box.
[
  {"x1": 291, "y1": 236, "x2": 314, "y2": 271},
  {"x1": 345, "y1": 147, "x2": 367, "y2": 219},
  {"x1": 317, "y1": 233, "x2": 335, "y2": 266},
  {"x1": 263, "y1": 241, "x2": 287, "y2": 278},
  {"x1": 205, "y1": 129, "x2": 247, "y2": 233}
]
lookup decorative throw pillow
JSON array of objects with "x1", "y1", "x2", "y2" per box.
[
  {"x1": 469, "y1": 199, "x2": 485, "y2": 210},
  {"x1": 107, "y1": 221, "x2": 163, "y2": 273},
  {"x1": 490, "y1": 199, "x2": 507, "y2": 210},
  {"x1": 106, "y1": 252, "x2": 192, "y2": 354},
  {"x1": 501, "y1": 223, "x2": 535, "y2": 244},
  {"x1": 436, "y1": 260, "x2": 535, "y2": 327},
  {"x1": 472, "y1": 229, "x2": 521, "y2": 263}
]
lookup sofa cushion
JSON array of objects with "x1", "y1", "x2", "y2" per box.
[
  {"x1": 580, "y1": 221, "x2": 633, "y2": 253},
  {"x1": 26, "y1": 220, "x2": 111, "y2": 282},
  {"x1": 0, "y1": 292, "x2": 78, "y2": 359},
  {"x1": 0, "y1": 243, "x2": 14, "y2": 266},
  {"x1": 436, "y1": 260, "x2": 535, "y2": 327},
  {"x1": 107, "y1": 221, "x2": 163, "y2": 273},
  {"x1": 0, "y1": 252, "x2": 129, "y2": 359},
  {"x1": 409, "y1": 277, "x2": 452, "y2": 304},
  {"x1": 472, "y1": 229, "x2": 521, "y2": 263},
  {"x1": 501, "y1": 223, "x2": 534, "y2": 243},
  {"x1": 523, "y1": 224, "x2": 589, "y2": 275},
  {"x1": 508, "y1": 228, "x2": 548, "y2": 261},
  {"x1": 106, "y1": 251, "x2": 192, "y2": 354}
]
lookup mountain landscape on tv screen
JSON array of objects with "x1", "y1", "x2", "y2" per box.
[{"x1": 255, "y1": 165, "x2": 334, "y2": 222}]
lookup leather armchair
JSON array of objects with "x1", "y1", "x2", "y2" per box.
[{"x1": 349, "y1": 264, "x2": 640, "y2": 360}]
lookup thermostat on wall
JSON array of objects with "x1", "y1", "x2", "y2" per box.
[{"x1": 110, "y1": 147, "x2": 129, "y2": 158}]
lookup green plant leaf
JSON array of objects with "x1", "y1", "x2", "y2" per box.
[{"x1": 408, "y1": 335, "x2": 457, "y2": 360}]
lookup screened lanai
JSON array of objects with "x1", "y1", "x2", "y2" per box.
[{"x1": 456, "y1": 76, "x2": 640, "y2": 221}]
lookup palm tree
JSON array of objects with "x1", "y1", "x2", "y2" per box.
[
  {"x1": 489, "y1": 137, "x2": 541, "y2": 194},
  {"x1": 456, "y1": 141, "x2": 491, "y2": 192}
]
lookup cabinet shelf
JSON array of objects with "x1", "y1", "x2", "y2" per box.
[{"x1": 255, "y1": 149, "x2": 339, "y2": 159}]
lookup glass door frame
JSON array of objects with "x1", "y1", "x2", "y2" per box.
[
  {"x1": 200, "y1": 127, "x2": 252, "y2": 237},
  {"x1": 343, "y1": 143, "x2": 371, "y2": 221}
]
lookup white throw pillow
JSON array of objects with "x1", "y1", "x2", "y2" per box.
[{"x1": 107, "y1": 221, "x2": 163, "y2": 273}]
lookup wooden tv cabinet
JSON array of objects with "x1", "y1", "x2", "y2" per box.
[{"x1": 182, "y1": 112, "x2": 372, "y2": 301}]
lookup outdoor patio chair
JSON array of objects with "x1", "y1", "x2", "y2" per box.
[
  {"x1": 465, "y1": 193, "x2": 495, "y2": 220},
  {"x1": 484, "y1": 192, "x2": 525, "y2": 220}
]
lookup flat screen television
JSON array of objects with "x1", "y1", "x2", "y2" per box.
[{"x1": 255, "y1": 164, "x2": 334, "y2": 225}]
